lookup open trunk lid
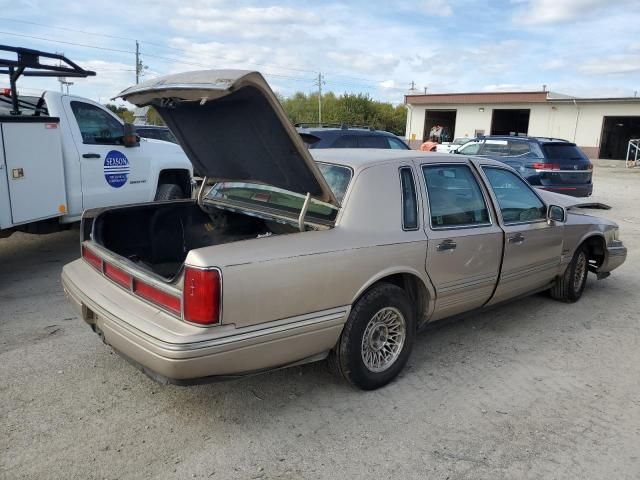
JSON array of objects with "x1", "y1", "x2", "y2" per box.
[{"x1": 117, "y1": 70, "x2": 338, "y2": 206}]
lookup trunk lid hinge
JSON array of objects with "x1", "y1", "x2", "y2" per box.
[
  {"x1": 298, "y1": 193, "x2": 311, "y2": 232},
  {"x1": 196, "y1": 176, "x2": 209, "y2": 210}
]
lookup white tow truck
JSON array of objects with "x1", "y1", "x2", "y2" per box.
[{"x1": 0, "y1": 46, "x2": 193, "y2": 237}]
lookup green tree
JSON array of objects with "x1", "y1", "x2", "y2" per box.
[
  {"x1": 105, "y1": 103, "x2": 134, "y2": 123},
  {"x1": 280, "y1": 91, "x2": 406, "y2": 135}
]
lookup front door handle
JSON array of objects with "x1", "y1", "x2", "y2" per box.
[
  {"x1": 82, "y1": 153, "x2": 101, "y2": 159},
  {"x1": 508, "y1": 233, "x2": 525, "y2": 245},
  {"x1": 437, "y1": 239, "x2": 457, "y2": 252}
]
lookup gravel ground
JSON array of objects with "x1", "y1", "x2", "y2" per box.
[{"x1": 1, "y1": 162, "x2": 639, "y2": 480}]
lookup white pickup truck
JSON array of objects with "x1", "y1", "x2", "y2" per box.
[{"x1": 0, "y1": 46, "x2": 192, "y2": 237}]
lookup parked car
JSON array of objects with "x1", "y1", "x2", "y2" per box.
[
  {"x1": 62, "y1": 70, "x2": 626, "y2": 390},
  {"x1": 296, "y1": 123, "x2": 409, "y2": 150},
  {"x1": 135, "y1": 125, "x2": 178, "y2": 144},
  {"x1": 455, "y1": 136, "x2": 593, "y2": 197},
  {"x1": 435, "y1": 137, "x2": 472, "y2": 153}
]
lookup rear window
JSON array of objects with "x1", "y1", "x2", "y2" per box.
[
  {"x1": 0, "y1": 94, "x2": 48, "y2": 116},
  {"x1": 205, "y1": 163, "x2": 352, "y2": 223},
  {"x1": 542, "y1": 144, "x2": 585, "y2": 160}
]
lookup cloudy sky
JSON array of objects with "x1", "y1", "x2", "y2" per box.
[{"x1": 2, "y1": 0, "x2": 639, "y2": 105}]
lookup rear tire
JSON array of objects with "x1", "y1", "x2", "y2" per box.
[
  {"x1": 329, "y1": 283, "x2": 415, "y2": 390},
  {"x1": 155, "y1": 183, "x2": 184, "y2": 201},
  {"x1": 550, "y1": 245, "x2": 589, "y2": 303}
]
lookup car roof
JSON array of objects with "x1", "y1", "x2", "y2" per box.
[
  {"x1": 480, "y1": 135, "x2": 573, "y2": 144},
  {"x1": 310, "y1": 148, "x2": 507, "y2": 170},
  {"x1": 297, "y1": 127, "x2": 398, "y2": 137}
]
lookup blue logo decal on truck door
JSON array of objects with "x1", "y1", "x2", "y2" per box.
[{"x1": 104, "y1": 150, "x2": 130, "y2": 188}]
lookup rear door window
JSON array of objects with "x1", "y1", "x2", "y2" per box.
[
  {"x1": 358, "y1": 135, "x2": 390, "y2": 148},
  {"x1": 457, "y1": 142, "x2": 481, "y2": 155},
  {"x1": 482, "y1": 167, "x2": 546, "y2": 223},
  {"x1": 332, "y1": 135, "x2": 359, "y2": 148},
  {"x1": 480, "y1": 140, "x2": 509, "y2": 156},
  {"x1": 422, "y1": 164, "x2": 490, "y2": 228}
]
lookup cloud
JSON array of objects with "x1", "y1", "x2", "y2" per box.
[
  {"x1": 326, "y1": 51, "x2": 400, "y2": 74},
  {"x1": 424, "y1": 0, "x2": 453, "y2": 16},
  {"x1": 579, "y1": 55, "x2": 640, "y2": 75},
  {"x1": 169, "y1": 5, "x2": 320, "y2": 40},
  {"x1": 542, "y1": 59, "x2": 565, "y2": 70},
  {"x1": 513, "y1": 0, "x2": 636, "y2": 25},
  {"x1": 379, "y1": 80, "x2": 397, "y2": 90}
]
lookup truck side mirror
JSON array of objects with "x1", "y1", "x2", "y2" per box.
[{"x1": 123, "y1": 123, "x2": 139, "y2": 148}]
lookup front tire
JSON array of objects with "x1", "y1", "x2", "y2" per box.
[
  {"x1": 155, "y1": 183, "x2": 184, "y2": 201},
  {"x1": 329, "y1": 283, "x2": 415, "y2": 390},
  {"x1": 550, "y1": 245, "x2": 589, "y2": 303}
]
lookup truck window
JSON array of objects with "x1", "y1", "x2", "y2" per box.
[{"x1": 70, "y1": 101, "x2": 123, "y2": 145}]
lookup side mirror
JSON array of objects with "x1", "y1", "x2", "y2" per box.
[
  {"x1": 123, "y1": 123, "x2": 139, "y2": 147},
  {"x1": 547, "y1": 204, "x2": 566, "y2": 223}
]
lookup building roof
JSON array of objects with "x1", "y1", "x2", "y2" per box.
[
  {"x1": 405, "y1": 91, "x2": 549, "y2": 105},
  {"x1": 405, "y1": 90, "x2": 640, "y2": 105}
]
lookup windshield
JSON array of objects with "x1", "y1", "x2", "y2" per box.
[{"x1": 206, "y1": 162, "x2": 352, "y2": 224}]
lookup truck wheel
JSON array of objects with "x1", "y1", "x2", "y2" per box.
[
  {"x1": 155, "y1": 183, "x2": 184, "y2": 201},
  {"x1": 550, "y1": 245, "x2": 588, "y2": 303},
  {"x1": 329, "y1": 283, "x2": 415, "y2": 390}
]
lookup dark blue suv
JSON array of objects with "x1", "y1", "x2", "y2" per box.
[
  {"x1": 296, "y1": 124, "x2": 410, "y2": 150},
  {"x1": 456, "y1": 136, "x2": 593, "y2": 197}
]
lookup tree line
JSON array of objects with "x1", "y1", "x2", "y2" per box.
[
  {"x1": 279, "y1": 92, "x2": 407, "y2": 135},
  {"x1": 107, "y1": 92, "x2": 407, "y2": 136}
]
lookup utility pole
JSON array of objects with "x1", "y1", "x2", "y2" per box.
[
  {"x1": 314, "y1": 72, "x2": 325, "y2": 125},
  {"x1": 136, "y1": 40, "x2": 147, "y2": 84}
]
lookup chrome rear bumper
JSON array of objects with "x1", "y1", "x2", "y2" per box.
[{"x1": 62, "y1": 260, "x2": 346, "y2": 383}]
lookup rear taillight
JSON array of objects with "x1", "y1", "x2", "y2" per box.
[
  {"x1": 104, "y1": 262, "x2": 132, "y2": 289},
  {"x1": 531, "y1": 162, "x2": 561, "y2": 171},
  {"x1": 133, "y1": 279, "x2": 181, "y2": 316},
  {"x1": 183, "y1": 267, "x2": 221, "y2": 326},
  {"x1": 82, "y1": 245, "x2": 103, "y2": 271}
]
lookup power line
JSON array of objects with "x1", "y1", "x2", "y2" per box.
[
  {"x1": 0, "y1": 17, "x2": 317, "y2": 75},
  {"x1": 0, "y1": 17, "x2": 397, "y2": 84},
  {"x1": 0, "y1": 31, "x2": 134, "y2": 55},
  {"x1": 0, "y1": 27, "x2": 406, "y2": 95}
]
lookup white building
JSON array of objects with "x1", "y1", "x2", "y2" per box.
[{"x1": 405, "y1": 91, "x2": 640, "y2": 159}]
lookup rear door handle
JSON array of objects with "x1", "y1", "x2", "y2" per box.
[
  {"x1": 508, "y1": 233, "x2": 525, "y2": 245},
  {"x1": 437, "y1": 239, "x2": 457, "y2": 252},
  {"x1": 82, "y1": 153, "x2": 101, "y2": 159}
]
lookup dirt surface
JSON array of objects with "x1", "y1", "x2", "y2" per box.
[{"x1": 1, "y1": 163, "x2": 639, "y2": 480}]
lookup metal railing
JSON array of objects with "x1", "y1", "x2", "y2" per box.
[{"x1": 626, "y1": 139, "x2": 640, "y2": 168}]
